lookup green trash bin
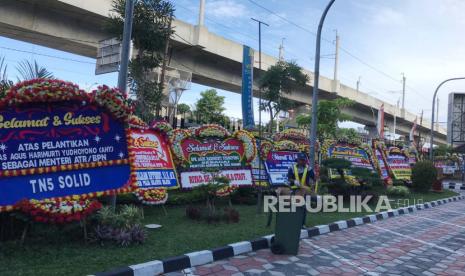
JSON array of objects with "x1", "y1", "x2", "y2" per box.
[{"x1": 271, "y1": 199, "x2": 305, "y2": 255}]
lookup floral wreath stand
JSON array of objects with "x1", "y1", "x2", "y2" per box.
[
  {"x1": 0, "y1": 79, "x2": 134, "y2": 243},
  {"x1": 129, "y1": 118, "x2": 175, "y2": 218},
  {"x1": 261, "y1": 133, "x2": 316, "y2": 228},
  {"x1": 169, "y1": 125, "x2": 257, "y2": 208}
]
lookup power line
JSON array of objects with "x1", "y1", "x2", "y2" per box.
[
  {"x1": 173, "y1": 1, "x2": 304, "y2": 62},
  {"x1": 244, "y1": 0, "x2": 426, "y2": 99},
  {"x1": 0, "y1": 46, "x2": 95, "y2": 65}
]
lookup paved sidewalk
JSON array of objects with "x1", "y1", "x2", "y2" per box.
[{"x1": 170, "y1": 199, "x2": 465, "y2": 275}]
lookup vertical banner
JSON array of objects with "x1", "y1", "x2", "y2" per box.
[{"x1": 241, "y1": 45, "x2": 254, "y2": 129}]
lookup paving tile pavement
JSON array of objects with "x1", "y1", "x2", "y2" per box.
[{"x1": 171, "y1": 199, "x2": 465, "y2": 275}]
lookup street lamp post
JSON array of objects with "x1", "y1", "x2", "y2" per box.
[
  {"x1": 309, "y1": 0, "x2": 336, "y2": 168},
  {"x1": 429, "y1": 77, "x2": 465, "y2": 160}
]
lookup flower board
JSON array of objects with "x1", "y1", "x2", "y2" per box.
[
  {"x1": 322, "y1": 140, "x2": 375, "y2": 184},
  {"x1": 127, "y1": 118, "x2": 177, "y2": 205},
  {"x1": 264, "y1": 150, "x2": 304, "y2": 186},
  {"x1": 170, "y1": 125, "x2": 256, "y2": 189},
  {"x1": 372, "y1": 140, "x2": 391, "y2": 183},
  {"x1": 0, "y1": 79, "x2": 135, "y2": 212},
  {"x1": 128, "y1": 127, "x2": 178, "y2": 189},
  {"x1": 386, "y1": 147, "x2": 412, "y2": 181}
]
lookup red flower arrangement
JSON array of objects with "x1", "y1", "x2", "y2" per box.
[
  {"x1": 18, "y1": 198, "x2": 102, "y2": 224},
  {"x1": 129, "y1": 115, "x2": 149, "y2": 129},
  {"x1": 194, "y1": 124, "x2": 231, "y2": 138},
  {"x1": 214, "y1": 186, "x2": 237, "y2": 197},
  {"x1": 134, "y1": 188, "x2": 168, "y2": 205},
  {"x1": 273, "y1": 129, "x2": 307, "y2": 142},
  {"x1": 259, "y1": 140, "x2": 274, "y2": 160},
  {"x1": 151, "y1": 120, "x2": 173, "y2": 134}
]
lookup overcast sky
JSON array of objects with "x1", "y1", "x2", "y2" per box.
[{"x1": 1, "y1": 0, "x2": 465, "y2": 127}]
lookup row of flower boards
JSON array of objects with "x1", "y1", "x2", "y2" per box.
[{"x1": 0, "y1": 79, "x2": 265, "y2": 217}]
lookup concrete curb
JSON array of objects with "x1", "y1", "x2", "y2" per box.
[
  {"x1": 93, "y1": 195, "x2": 465, "y2": 276},
  {"x1": 444, "y1": 181, "x2": 465, "y2": 191}
]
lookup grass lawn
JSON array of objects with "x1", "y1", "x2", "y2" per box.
[{"x1": 0, "y1": 189, "x2": 458, "y2": 276}]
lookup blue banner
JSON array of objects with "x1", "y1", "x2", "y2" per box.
[
  {"x1": 265, "y1": 151, "x2": 301, "y2": 186},
  {"x1": 241, "y1": 45, "x2": 255, "y2": 129},
  {"x1": 0, "y1": 165, "x2": 131, "y2": 206},
  {"x1": 0, "y1": 101, "x2": 132, "y2": 206},
  {"x1": 135, "y1": 170, "x2": 177, "y2": 188}
]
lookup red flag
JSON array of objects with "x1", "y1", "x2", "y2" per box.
[
  {"x1": 377, "y1": 104, "x2": 385, "y2": 139},
  {"x1": 410, "y1": 117, "x2": 417, "y2": 144}
]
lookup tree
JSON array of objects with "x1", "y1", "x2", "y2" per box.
[
  {"x1": 296, "y1": 98, "x2": 354, "y2": 139},
  {"x1": 193, "y1": 89, "x2": 227, "y2": 124},
  {"x1": 335, "y1": 128, "x2": 361, "y2": 144},
  {"x1": 322, "y1": 158, "x2": 352, "y2": 181},
  {"x1": 107, "y1": 0, "x2": 174, "y2": 123},
  {"x1": 16, "y1": 60, "x2": 54, "y2": 80},
  {"x1": 434, "y1": 144, "x2": 453, "y2": 157},
  {"x1": 0, "y1": 57, "x2": 12, "y2": 97},
  {"x1": 259, "y1": 61, "x2": 309, "y2": 133},
  {"x1": 0, "y1": 57, "x2": 52, "y2": 96},
  {"x1": 177, "y1": 103, "x2": 190, "y2": 117}
]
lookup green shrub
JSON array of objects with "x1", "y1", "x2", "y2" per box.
[
  {"x1": 351, "y1": 168, "x2": 382, "y2": 188},
  {"x1": 411, "y1": 161, "x2": 437, "y2": 192},
  {"x1": 167, "y1": 189, "x2": 207, "y2": 205},
  {"x1": 322, "y1": 158, "x2": 352, "y2": 179},
  {"x1": 392, "y1": 179, "x2": 406, "y2": 186},
  {"x1": 231, "y1": 186, "x2": 257, "y2": 205},
  {"x1": 116, "y1": 193, "x2": 138, "y2": 204},
  {"x1": 386, "y1": 186, "x2": 410, "y2": 197},
  {"x1": 92, "y1": 205, "x2": 146, "y2": 246}
]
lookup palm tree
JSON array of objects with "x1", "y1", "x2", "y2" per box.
[
  {"x1": 16, "y1": 60, "x2": 54, "y2": 80},
  {"x1": 0, "y1": 56, "x2": 13, "y2": 95}
]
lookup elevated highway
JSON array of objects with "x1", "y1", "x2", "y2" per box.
[{"x1": 0, "y1": 0, "x2": 447, "y2": 144}]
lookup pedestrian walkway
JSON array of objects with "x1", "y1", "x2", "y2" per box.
[{"x1": 170, "y1": 198, "x2": 465, "y2": 275}]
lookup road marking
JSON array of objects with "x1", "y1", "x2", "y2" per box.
[
  {"x1": 303, "y1": 239, "x2": 378, "y2": 275},
  {"x1": 367, "y1": 224, "x2": 464, "y2": 255},
  {"x1": 407, "y1": 214, "x2": 465, "y2": 229}
]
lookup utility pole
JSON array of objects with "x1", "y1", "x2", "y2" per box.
[
  {"x1": 278, "y1": 38, "x2": 285, "y2": 61},
  {"x1": 333, "y1": 30, "x2": 339, "y2": 82},
  {"x1": 418, "y1": 109, "x2": 424, "y2": 153},
  {"x1": 393, "y1": 99, "x2": 399, "y2": 145},
  {"x1": 114, "y1": 0, "x2": 135, "y2": 210},
  {"x1": 251, "y1": 18, "x2": 268, "y2": 135},
  {"x1": 401, "y1": 73, "x2": 406, "y2": 116},
  {"x1": 251, "y1": 17, "x2": 268, "y2": 214},
  {"x1": 198, "y1": 0, "x2": 205, "y2": 26},
  {"x1": 117, "y1": 0, "x2": 135, "y2": 92},
  {"x1": 356, "y1": 76, "x2": 361, "y2": 92},
  {"x1": 309, "y1": 0, "x2": 336, "y2": 169},
  {"x1": 436, "y1": 98, "x2": 439, "y2": 131}
]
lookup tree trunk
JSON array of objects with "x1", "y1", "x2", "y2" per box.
[
  {"x1": 157, "y1": 16, "x2": 173, "y2": 117},
  {"x1": 268, "y1": 103, "x2": 274, "y2": 134}
]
